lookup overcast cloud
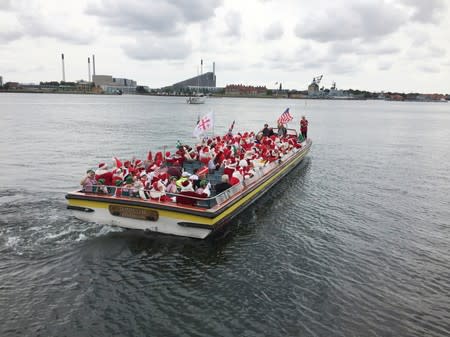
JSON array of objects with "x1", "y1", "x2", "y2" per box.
[{"x1": 0, "y1": 0, "x2": 449, "y2": 93}]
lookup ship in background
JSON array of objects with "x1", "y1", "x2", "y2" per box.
[{"x1": 307, "y1": 75, "x2": 365, "y2": 100}]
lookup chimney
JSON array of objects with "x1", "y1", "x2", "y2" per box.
[
  {"x1": 213, "y1": 62, "x2": 216, "y2": 87},
  {"x1": 61, "y1": 53, "x2": 66, "y2": 82},
  {"x1": 92, "y1": 54, "x2": 96, "y2": 76},
  {"x1": 88, "y1": 57, "x2": 91, "y2": 82}
]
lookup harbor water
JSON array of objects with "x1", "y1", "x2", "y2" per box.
[{"x1": 0, "y1": 93, "x2": 449, "y2": 336}]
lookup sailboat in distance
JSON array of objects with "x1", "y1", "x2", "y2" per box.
[{"x1": 187, "y1": 60, "x2": 206, "y2": 104}]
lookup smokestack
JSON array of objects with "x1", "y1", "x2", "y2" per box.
[
  {"x1": 200, "y1": 59, "x2": 203, "y2": 75},
  {"x1": 61, "y1": 53, "x2": 66, "y2": 82},
  {"x1": 92, "y1": 54, "x2": 96, "y2": 76},
  {"x1": 88, "y1": 57, "x2": 91, "y2": 82},
  {"x1": 213, "y1": 62, "x2": 216, "y2": 87}
]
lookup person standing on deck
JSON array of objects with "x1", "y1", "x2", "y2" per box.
[
  {"x1": 300, "y1": 116, "x2": 309, "y2": 140},
  {"x1": 277, "y1": 122, "x2": 287, "y2": 137}
]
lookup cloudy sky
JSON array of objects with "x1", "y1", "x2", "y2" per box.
[{"x1": 1, "y1": 0, "x2": 449, "y2": 93}]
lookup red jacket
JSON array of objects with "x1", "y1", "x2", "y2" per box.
[{"x1": 300, "y1": 119, "x2": 308, "y2": 132}]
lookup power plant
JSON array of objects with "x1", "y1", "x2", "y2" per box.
[{"x1": 172, "y1": 61, "x2": 217, "y2": 90}]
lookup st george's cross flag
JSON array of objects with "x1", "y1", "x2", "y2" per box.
[
  {"x1": 277, "y1": 107, "x2": 293, "y2": 124},
  {"x1": 193, "y1": 111, "x2": 214, "y2": 138}
]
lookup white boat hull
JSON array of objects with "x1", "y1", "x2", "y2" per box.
[
  {"x1": 70, "y1": 203, "x2": 213, "y2": 239},
  {"x1": 186, "y1": 96, "x2": 205, "y2": 104}
]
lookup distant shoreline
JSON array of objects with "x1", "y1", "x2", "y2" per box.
[{"x1": 0, "y1": 89, "x2": 448, "y2": 102}]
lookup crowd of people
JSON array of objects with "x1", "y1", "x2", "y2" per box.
[{"x1": 80, "y1": 118, "x2": 308, "y2": 203}]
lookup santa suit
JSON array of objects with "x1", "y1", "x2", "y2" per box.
[
  {"x1": 300, "y1": 119, "x2": 308, "y2": 139},
  {"x1": 95, "y1": 168, "x2": 113, "y2": 186}
]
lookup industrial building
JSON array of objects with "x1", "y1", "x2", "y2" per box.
[
  {"x1": 92, "y1": 75, "x2": 137, "y2": 94},
  {"x1": 171, "y1": 62, "x2": 217, "y2": 91}
]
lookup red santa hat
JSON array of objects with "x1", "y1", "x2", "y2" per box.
[
  {"x1": 197, "y1": 166, "x2": 209, "y2": 176},
  {"x1": 135, "y1": 159, "x2": 143, "y2": 167},
  {"x1": 113, "y1": 157, "x2": 123, "y2": 168},
  {"x1": 98, "y1": 162, "x2": 107, "y2": 169}
]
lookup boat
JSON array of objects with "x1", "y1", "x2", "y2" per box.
[
  {"x1": 66, "y1": 128, "x2": 312, "y2": 239},
  {"x1": 186, "y1": 93, "x2": 205, "y2": 104}
]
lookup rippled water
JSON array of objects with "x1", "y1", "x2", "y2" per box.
[{"x1": 1, "y1": 93, "x2": 449, "y2": 336}]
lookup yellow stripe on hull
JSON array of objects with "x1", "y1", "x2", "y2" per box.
[{"x1": 67, "y1": 199, "x2": 216, "y2": 225}]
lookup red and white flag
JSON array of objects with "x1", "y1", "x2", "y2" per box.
[
  {"x1": 277, "y1": 108, "x2": 293, "y2": 124},
  {"x1": 193, "y1": 111, "x2": 214, "y2": 138}
]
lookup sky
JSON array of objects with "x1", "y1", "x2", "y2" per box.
[{"x1": 1, "y1": 0, "x2": 449, "y2": 93}]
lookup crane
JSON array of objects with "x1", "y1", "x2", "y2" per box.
[{"x1": 313, "y1": 75, "x2": 323, "y2": 84}]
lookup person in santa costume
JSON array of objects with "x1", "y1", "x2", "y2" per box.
[
  {"x1": 199, "y1": 146, "x2": 212, "y2": 165},
  {"x1": 112, "y1": 168, "x2": 124, "y2": 187},
  {"x1": 95, "y1": 162, "x2": 113, "y2": 186},
  {"x1": 180, "y1": 179, "x2": 194, "y2": 192},
  {"x1": 300, "y1": 115, "x2": 309, "y2": 140},
  {"x1": 140, "y1": 171, "x2": 151, "y2": 189}
]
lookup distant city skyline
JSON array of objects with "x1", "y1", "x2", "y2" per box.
[{"x1": 1, "y1": 0, "x2": 449, "y2": 93}]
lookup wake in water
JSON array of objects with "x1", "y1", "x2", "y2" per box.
[{"x1": 0, "y1": 189, "x2": 122, "y2": 257}]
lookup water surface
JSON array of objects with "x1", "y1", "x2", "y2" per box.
[{"x1": 0, "y1": 93, "x2": 449, "y2": 336}]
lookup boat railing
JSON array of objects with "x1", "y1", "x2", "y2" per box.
[
  {"x1": 214, "y1": 182, "x2": 245, "y2": 204},
  {"x1": 82, "y1": 177, "x2": 246, "y2": 209}
]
